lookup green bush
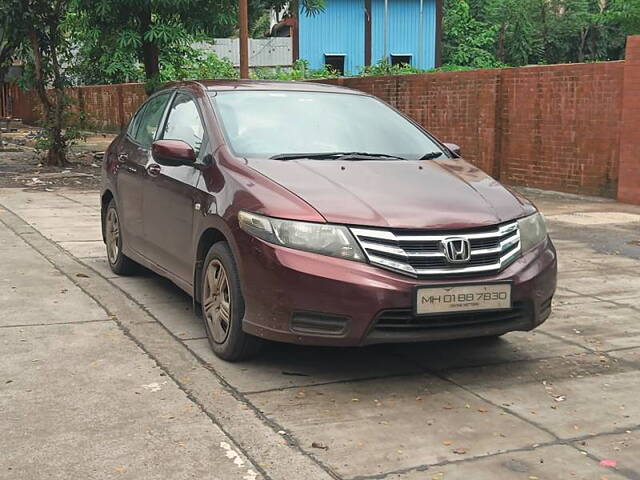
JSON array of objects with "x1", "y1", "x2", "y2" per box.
[
  {"x1": 359, "y1": 59, "x2": 425, "y2": 76},
  {"x1": 252, "y1": 59, "x2": 339, "y2": 80}
]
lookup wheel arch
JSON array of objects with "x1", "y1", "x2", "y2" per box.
[
  {"x1": 193, "y1": 227, "x2": 228, "y2": 303},
  {"x1": 100, "y1": 189, "x2": 115, "y2": 242}
]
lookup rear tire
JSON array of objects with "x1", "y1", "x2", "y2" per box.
[
  {"x1": 104, "y1": 199, "x2": 137, "y2": 275},
  {"x1": 201, "y1": 241, "x2": 262, "y2": 361}
]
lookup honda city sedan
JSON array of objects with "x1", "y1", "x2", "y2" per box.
[{"x1": 101, "y1": 80, "x2": 557, "y2": 361}]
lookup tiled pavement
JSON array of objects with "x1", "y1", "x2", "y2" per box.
[{"x1": 1, "y1": 186, "x2": 639, "y2": 479}]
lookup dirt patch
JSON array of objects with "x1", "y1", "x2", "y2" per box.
[
  {"x1": 0, "y1": 147, "x2": 103, "y2": 190},
  {"x1": 0, "y1": 127, "x2": 115, "y2": 190}
]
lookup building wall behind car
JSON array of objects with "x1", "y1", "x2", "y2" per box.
[{"x1": 8, "y1": 35, "x2": 640, "y2": 204}]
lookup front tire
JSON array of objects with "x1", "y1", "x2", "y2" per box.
[
  {"x1": 104, "y1": 199, "x2": 137, "y2": 275},
  {"x1": 201, "y1": 242, "x2": 262, "y2": 361}
]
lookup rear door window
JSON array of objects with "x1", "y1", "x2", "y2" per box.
[
  {"x1": 134, "y1": 93, "x2": 171, "y2": 148},
  {"x1": 127, "y1": 103, "x2": 146, "y2": 139}
]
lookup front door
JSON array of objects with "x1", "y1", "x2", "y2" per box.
[
  {"x1": 142, "y1": 92, "x2": 206, "y2": 283},
  {"x1": 114, "y1": 92, "x2": 171, "y2": 256}
]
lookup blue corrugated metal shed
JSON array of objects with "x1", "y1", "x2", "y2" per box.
[
  {"x1": 298, "y1": 0, "x2": 365, "y2": 74},
  {"x1": 298, "y1": 0, "x2": 440, "y2": 75},
  {"x1": 370, "y1": 0, "x2": 437, "y2": 70}
]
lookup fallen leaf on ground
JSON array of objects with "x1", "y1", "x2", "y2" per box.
[
  {"x1": 311, "y1": 441, "x2": 329, "y2": 450},
  {"x1": 452, "y1": 448, "x2": 467, "y2": 454},
  {"x1": 599, "y1": 459, "x2": 617, "y2": 468}
]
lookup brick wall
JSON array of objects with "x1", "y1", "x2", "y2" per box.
[
  {"x1": 618, "y1": 36, "x2": 640, "y2": 204},
  {"x1": 7, "y1": 35, "x2": 640, "y2": 203},
  {"x1": 319, "y1": 61, "x2": 626, "y2": 198},
  {"x1": 10, "y1": 83, "x2": 146, "y2": 132},
  {"x1": 319, "y1": 71, "x2": 502, "y2": 177}
]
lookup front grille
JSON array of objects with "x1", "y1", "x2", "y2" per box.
[
  {"x1": 374, "y1": 302, "x2": 529, "y2": 332},
  {"x1": 351, "y1": 221, "x2": 521, "y2": 278}
]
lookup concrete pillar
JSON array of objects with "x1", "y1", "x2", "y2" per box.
[{"x1": 618, "y1": 35, "x2": 640, "y2": 204}]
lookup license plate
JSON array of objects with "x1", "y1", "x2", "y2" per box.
[{"x1": 415, "y1": 283, "x2": 511, "y2": 315}]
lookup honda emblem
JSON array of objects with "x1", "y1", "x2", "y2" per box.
[{"x1": 442, "y1": 237, "x2": 471, "y2": 263}]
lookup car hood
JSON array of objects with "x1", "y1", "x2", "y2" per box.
[{"x1": 245, "y1": 157, "x2": 534, "y2": 229}]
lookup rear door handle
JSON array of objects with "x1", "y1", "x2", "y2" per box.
[
  {"x1": 146, "y1": 163, "x2": 161, "y2": 177},
  {"x1": 116, "y1": 153, "x2": 136, "y2": 173}
]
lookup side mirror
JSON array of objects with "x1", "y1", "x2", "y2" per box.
[
  {"x1": 151, "y1": 140, "x2": 196, "y2": 166},
  {"x1": 444, "y1": 143, "x2": 461, "y2": 158}
]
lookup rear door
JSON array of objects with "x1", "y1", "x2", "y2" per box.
[
  {"x1": 115, "y1": 92, "x2": 173, "y2": 256},
  {"x1": 142, "y1": 91, "x2": 207, "y2": 283}
]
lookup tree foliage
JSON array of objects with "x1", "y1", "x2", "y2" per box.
[
  {"x1": 71, "y1": 0, "x2": 324, "y2": 90},
  {"x1": 609, "y1": 0, "x2": 640, "y2": 36},
  {"x1": 443, "y1": 0, "x2": 504, "y2": 68},
  {"x1": 0, "y1": 17, "x2": 19, "y2": 82},
  {"x1": 0, "y1": 0, "x2": 85, "y2": 166},
  {"x1": 442, "y1": 0, "x2": 636, "y2": 68},
  {"x1": 71, "y1": 0, "x2": 238, "y2": 91}
]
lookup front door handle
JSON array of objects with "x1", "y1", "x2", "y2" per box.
[{"x1": 146, "y1": 163, "x2": 161, "y2": 177}]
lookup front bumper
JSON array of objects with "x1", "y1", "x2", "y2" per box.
[{"x1": 237, "y1": 235, "x2": 557, "y2": 346}]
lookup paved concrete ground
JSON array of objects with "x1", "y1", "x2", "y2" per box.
[{"x1": 1, "y1": 186, "x2": 639, "y2": 480}]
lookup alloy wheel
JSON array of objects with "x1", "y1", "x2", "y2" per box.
[
  {"x1": 105, "y1": 208, "x2": 120, "y2": 264},
  {"x1": 203, "y1": 259, "x2": 231, "y2": 344}
]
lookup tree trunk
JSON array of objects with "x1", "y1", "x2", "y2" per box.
[
  {"x1": 578, "y1": 28, "x2": 588, "y2": 63},
  {"x1": 496, "y1": 24, "x2": 507, "y2": 63},
  {"x1": 540, "y1": 0, "x2": 549, "y2": 62},
  {"x1": 141, "y1": 41, "x2": 160, "y2": 80},
  {"x1": 139, "y1": 8, "x2": 160, "y2": 87},
  {"x1": 29, "y1": 28, "x2": 66, "y2": 167},
  {"x1": 48, "y1": 14, "x2": 67, "y2": 167}
]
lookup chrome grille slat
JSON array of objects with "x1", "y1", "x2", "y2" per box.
[
  {"x1": 351, "y1": 221, "x2": 521, "y2": 278},
  {"x1": 358, "y1": 241, "x2": 408, "y2": 258}
]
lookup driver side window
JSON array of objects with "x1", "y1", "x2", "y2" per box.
[{"x1": 161, "y1": 93, "x2": 205, "y2": 157}]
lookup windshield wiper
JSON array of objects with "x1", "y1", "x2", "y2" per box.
[
  {"x1": 419, "y1": 151, "x2": 445, "y2": 160},
  {"x1": 270, "y1": 152, "x2": 407, "y2": 161}
]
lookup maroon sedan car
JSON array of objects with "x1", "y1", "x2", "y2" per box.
[{"x1": 101, "y1": 80, "x2": 557, "y2": 361}]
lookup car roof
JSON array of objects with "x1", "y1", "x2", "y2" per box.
[{"x1": 163, "y1": 79, "x2": 366, "y2": 95}]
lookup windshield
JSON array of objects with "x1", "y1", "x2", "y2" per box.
[{"x1": 209, "y1": 90, "x2": 444, "y2": 160}]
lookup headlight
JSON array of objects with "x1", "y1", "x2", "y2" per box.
[
  {"x1": 518, "y1": 212, "x2": 548, "y2": 252},
  {"x1": 238, "y1": 211, "x2": 365, "y2": 262}
]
